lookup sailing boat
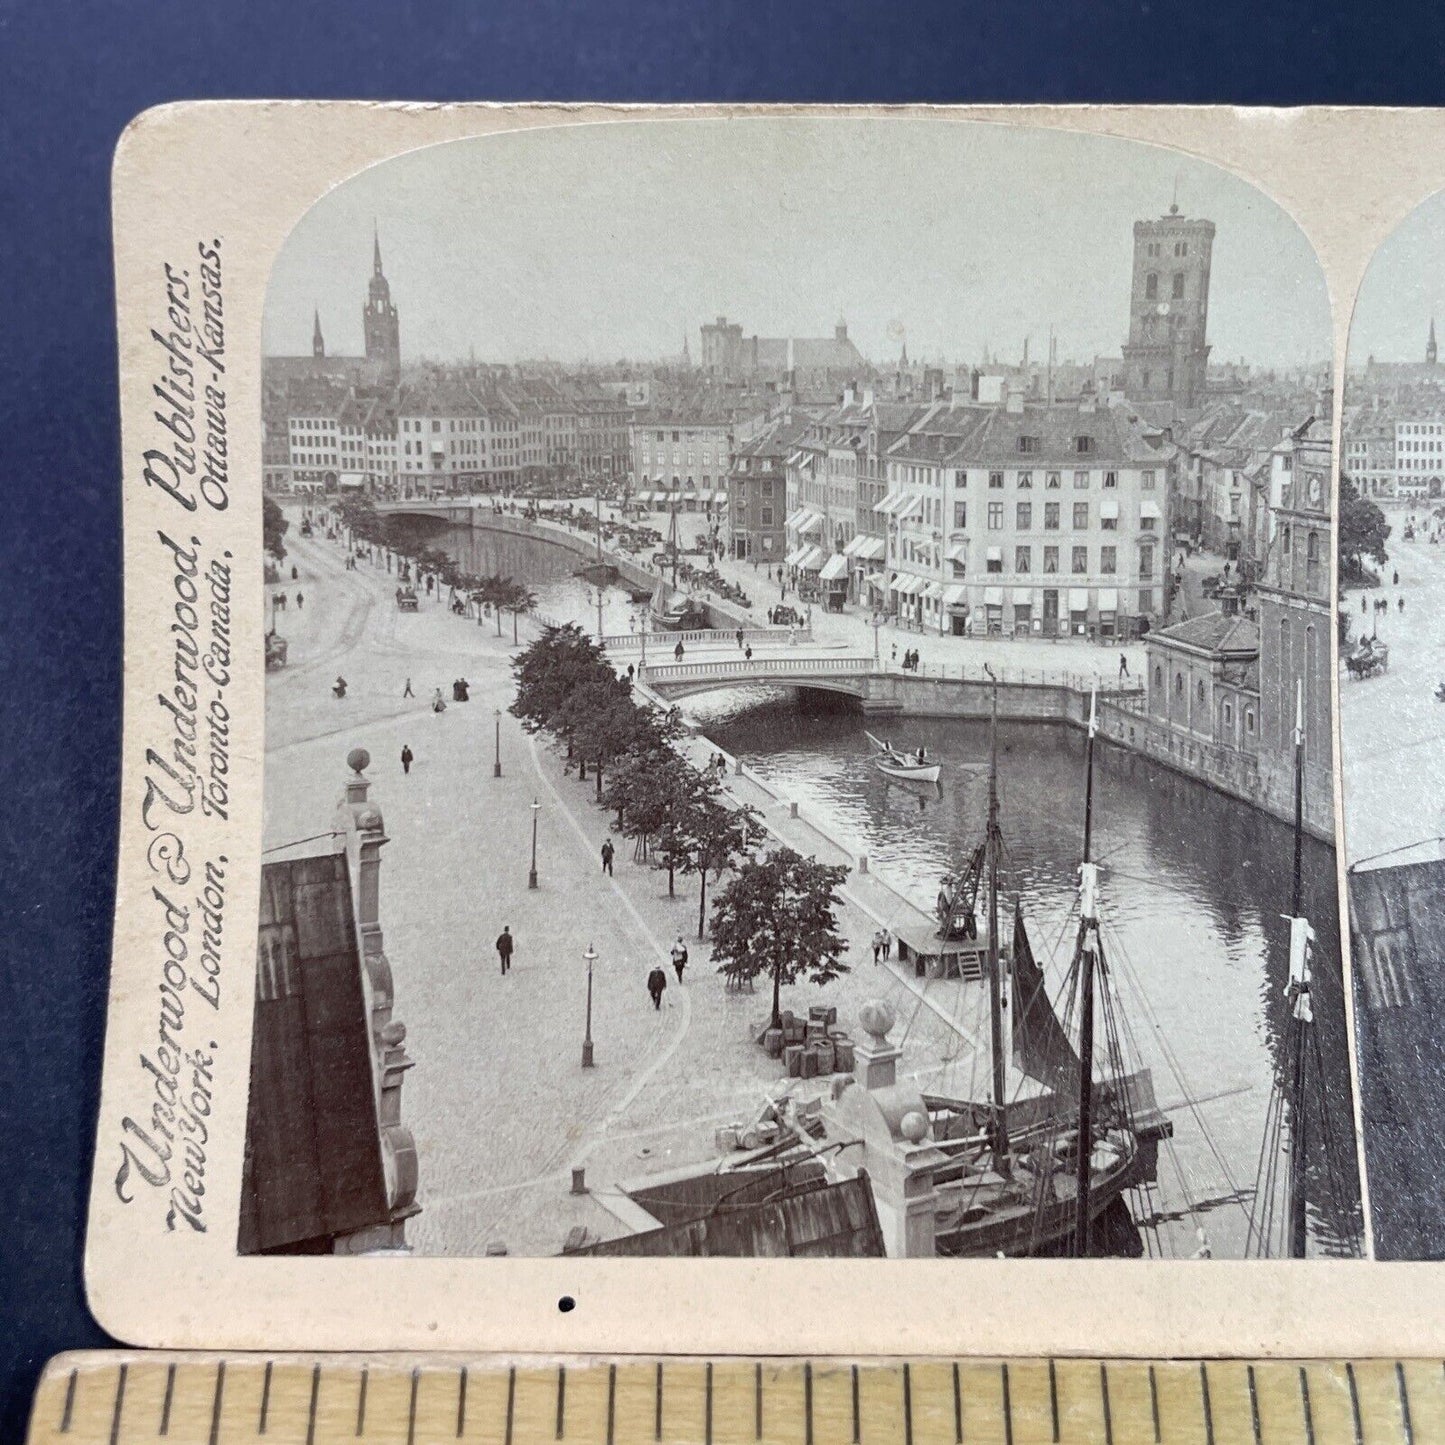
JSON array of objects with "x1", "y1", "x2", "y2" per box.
[
  {"x1": 650, "y1": 484, "x2": 705, "y2": 631},
  {"x1": 927, "y1": 679, "x2": 1173, "y2": 1257}
]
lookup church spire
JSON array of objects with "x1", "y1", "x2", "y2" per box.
[
  {"x1": 1430, "y1": 317, "x2": 1438, "y2": 366},
  {"x1": 373, "y1": 221, "x2": 383, "y2": 276},
  {"x1": 312, "y1": 307, "x2": 325, "y2": 358}
]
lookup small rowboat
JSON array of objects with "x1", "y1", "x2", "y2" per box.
[{"x1": 866, "y1": 730, "x2": 942, "y2": 784}]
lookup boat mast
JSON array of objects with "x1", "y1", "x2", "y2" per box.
[
  {"x1": 669, "y1": 484, "x2": 679, "y2": 590},
  {"x1": 984, "y1": 668, "x2": 1009, "y2": 1173},
  {"x1": 1286, "y1": 677, "x2": 1311, "y2": 1259},
  {"x1": 1072, "y1": 687, "x2": 1101, "y2": 1257}
]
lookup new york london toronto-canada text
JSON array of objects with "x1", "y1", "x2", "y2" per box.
[{"x1": 114, "y1": 240, "x2": 233, "y2": 1235}]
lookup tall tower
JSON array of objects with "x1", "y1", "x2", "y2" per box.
[
  {"x1": 1121, "y1": 203, "x2": 1215, "y2": 409},
  {"x1": 363, "y1": 225, "x2": 401, "y2": 383},
  {"x1": 1429, "y1": 318, "x2": 1438, "y2": 365},
  {"x1": 312, "y1": 307, "x2": 325, "y2": 359}
]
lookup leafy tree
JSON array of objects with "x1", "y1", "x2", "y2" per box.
[
  {"x1": 501, "y1": 579, "x2": 538, "y2": 644},
  {"x1": 682, "y1": 785, "x2": 765, "y2": 940},
  {"x1": 511, "y1": 623, "x2": 607, "y2": 735},
  {"x1": 263, "y1": 495, "x2": 289, "y2": 562},
  {"x1": 710, "y1": 848, "x2": 850, "y2": 1029},
  {"x1": 599, "y1": 745, "x2": 689, "y2": 850},
  {"x1": 1338, "y1": 472, "x2": 1391, "y2": 583},
  {"x1": 555, "y1": 675, "x2": 640, "y2": 796}
]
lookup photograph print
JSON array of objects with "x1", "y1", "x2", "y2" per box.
[{"x1": 244, "y1": 117, "x2": 1363, "y2": 1263}]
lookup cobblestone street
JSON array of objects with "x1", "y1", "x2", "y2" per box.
[{"x1": 267, "y1": 523, "x2": 1002, "y2": 1256}]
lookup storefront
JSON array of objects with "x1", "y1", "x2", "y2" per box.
[
  {"x1": 942, "y1": 582, "x2": 969, "y2": 635},
  {"x1": 818, "y1": 551, "x2": 850, "y2": 610},
  {"x1": 1068, "y1": 587, "x2": 1092, "y2": 638},
  {"x1": 796, "y1": 545, "x2": 827, "y2": 603},
  {"x1": 979, "y1": 585, "x2": 1005, "y2": 635},
  {"x1": 1010, "y1": 587, "x2": 1035, "y2": 636},
  {"x1": 1097, "y1": 587, "x2": 1119, "y2": 640}
]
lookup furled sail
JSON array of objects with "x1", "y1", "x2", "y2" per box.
[{"x1": 1011, "y1": 903, "x2": 1080, "y2": 1090}]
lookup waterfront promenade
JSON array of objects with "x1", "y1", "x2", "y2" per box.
[{"x1": 266, "y1": 527, "x2": 1006, "y2": 1256}]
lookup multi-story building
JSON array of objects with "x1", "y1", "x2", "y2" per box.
[
  {"x1": 699, "y1": 317, "x2": 870, "y2": 398},
  {"x1": 286, "y1": 383, "x2": 344, "y2": 491},
  {"x1": 362, "y1": 230, "x2": 401, "y2": 383},
  {"x1": 574, "y1": 388, "x2": 632, "y2": 482},
  {"x1": 1121, "y1": 205, "x2": 1215, "y2": 411},
  {"x1": 877, "y1": 391, "x2": 1173, "y2": 639},
  {"x1": 727, "y1": 417, "x2": 807, "y2": 563},
  {"x1": 631, "y1": 392, "x2": 735, "y2": 501},
  {"x1": 1341, "y1": 404, "x2": 1398, "y2": 499}
]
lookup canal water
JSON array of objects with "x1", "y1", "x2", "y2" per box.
[
  {"x1": 432, "y1": 521, "x2": 1365, "y2": 1260},
  {"x1": 695, "y1": 690, "x2": 1363, "y2": 1259}
]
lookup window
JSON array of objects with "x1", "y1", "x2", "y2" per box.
[
  {"x1": 1223, "y1": 701, "x2": 1233, "y2": 727},
  {"x1": 1142, "y1": 469, "x2": 1156, "y2": 490},
  {"x1": 1044, "y1": 546, "x2": 1059, "y2": 573},
  {"x1": 953, "y1": 501, "x2": 967, "y2": 529},
  {"x1": 987, "y1": 553, "x2": 1003, "y2": 574},
  {"x1": 1018, "y1": 436, "x2": 1039, "y2": 454},
  {"x1": 1307, "y1": 530, "x2": 1319, "y2": 561},
  {"x1": 1072, "y1": 546, "x2": 1088, "y2": 574},
  {"x1": 1245, "y1": 708, "x2": 1255, "y2": 735},
  {"x1": 432, "y1": 420, "x2": 441, "y2": 432},
  {"x1": 1140, "y1": 546, "x2": 1155, "y2": 580},
  {"x1": 1145, "y1": 272, "x2": 1158, "y2": 300},
  {"x1": 1172, "y1": 272, "x2": 1185, "y2": 299},
  {"x1": 1102, "y1": 513, "x2": 1118, "y2": 532},
  {"x1": 1153, "y1": 665, "x2": 1162, "y2": 688},
  {"x1": 1140, "y1": 588, "x2": 1155, "y2": 614},
  {"x1": 1101, "y1": 545, "x2": 1117, "y2": 574},
  {"x1": 1016, "y1": 501, "x2": 1032, "y2": 530},
  {"x1": 1075, "y1": 436, "x2": 1094, "y2": 455},
  {"x1": 989, "y1": 471, "x2": 1004, "y2": 488},
  {"x1": 1017, "y1": 471, "x2": 1032, "y2": 488},
  {"x1": 988, "y1": 501, "x2": 1004, "y2": 530},
  {"x1": 1073, "y1": 502, "x2": 1089, "y2": 529},
  {"x1": 1282, "y1": 524, "x2": 1292, "y2": 555},
  {"x1": 760, "y1": 507, "x2": 773, "y2": 525},
  {"x1": 1104, "y1": 471, "x2": 1118, "y2": 489},
  {"x1": 1046, "y1": 471, "x2": 1061, "y2": 489},
  {"x1": 1074, "y1": 470, "x2": 1089, "y2": 489},
  {"x1": 1016, "y1": 546, "x2": 1032, "y2": 573},
  {"x1": 1175, "y1": 673, "x2": 1184, "y2": 697},
  {"x1": 1045, "y1": 502, "x2": 1060, "y2": 530},
  {"x1": 1140, "y1": 514, "x2": 1156, "y2": 532},
  {"x1": 1197, "y1": 679, "x2": 1207, "y2": 705}
]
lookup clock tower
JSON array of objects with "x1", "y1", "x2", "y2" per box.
[{"x1": 1121, "y1": 205, "x2": 1215, "y2": 410}]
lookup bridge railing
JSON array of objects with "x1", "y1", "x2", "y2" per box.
[
  {"x1": 601, "y1": 625, "x2": 812, "y2": 650},
  {"x1": 644, "y1": 656, "x2": 875, "y2": 681}
]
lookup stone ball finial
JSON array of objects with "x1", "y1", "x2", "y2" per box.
[
  {"x1": 858, "y1": 999, "x2": 896, "y2": 1041},
  {"x1": 899, "y1": 1110, "x2": 929, "y2": 1144},
  {"x1": 348, "y1": 747, "x2": 371, "y2": 775}
]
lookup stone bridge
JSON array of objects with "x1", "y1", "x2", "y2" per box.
[{"x1": 642, "y1": 653, "x2": 882, "y2": 704}]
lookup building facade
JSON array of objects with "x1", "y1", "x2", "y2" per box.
[{"x1": 1121, "y1": 206, "x2": 1215, "y2": 410}]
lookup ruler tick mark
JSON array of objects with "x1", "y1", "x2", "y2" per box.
[
  {"x1": 208, "y1": 1362, "x2": 226, "y2": 1445},
  {"x1": 108, "y1": 1363, "x2": 127, "y2": 1445},
  {"x1": 1398, "y1": 1362, "x2": 1414, "y2": 1445},
  {"x1": 406, "y1": 1367, "x2": 419, "y2": 1445},
  {"x1": 804, "y1": 1362, "x2": 814, "y2": 1445},
  {"x1": 903, "y1": 1362, "x2": 914, "y2": 1445},
  {"x1": 505, "y1": 1367, "x2": 516, "y2": 1445},
  {"x1": 1048, "y1": 1360, "x2": 1059, "y2": 1444},
  {"x1": 705, "y1": 1361, "x2": 713, "y2": 1445},
  {"x1": 1347, "y1": 1363, "x2": 1364, "y2": 1445},
  {"x1": 160, "y1": 1364, "x2": 176, "y2": 1438},
  {"x1": 457, "y1": 1367, "x2": 467, "y2": 1439},
  {"x1": 1248, "y1": 1365, "x2": 1262, "y2": 1445},
  {"x1": 357, "y1": 1366, "x2": 369, "y2": 1437},
  {"x1": 259, "y1": 1361, "x2": 273, "y2": 1434},
  {"x1": 1299, "y1": 1367, "x2": 1316, "y2": 1445},
  {"x1": 308, "y1": 1364, "x2": 322, "y2": 1445},
  {"x1": 654, "y1": 1361, "x2": 663, "y2": 1442},
  {"x1": 754, "y1": 1362, "x2": 762, "y2": 1440},
  {"x1": 606, "y1": 1364, "x2": 616, "y2": 1445},
  {"x1": 555, "y1": 1365, "x2": 566, "y2": 1439},
  {"x1": 1148, "y1": 1365, "x2": 1160, "y2": 1444},
  {"x1": 1001, "y1": 1363, "x2": 1013, "y2": 1445},
  {"x1": 851, "y1": 1364, "x2": 860, "y2": 1445},
  {"x1": 59, "y1": 1368, "x2": 76, "y2": 1434},
  {"x1": 1100, "y1": 1363, "x2": 1114, "y2": 1445},
  {"x1": 1200, "y1": 1363, "x2": 1215, "y2": 1445},
  {"x1": 954, "y1": 1361, "x2": 964, "y2": 1444}
]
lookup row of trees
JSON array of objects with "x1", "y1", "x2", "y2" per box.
[
  {"x1": 511, "y1": 623, "x2": 848, "y2": 1026},
  {"x1": 1338, "y1": 472, "x2": 1391, "y2": 585}
]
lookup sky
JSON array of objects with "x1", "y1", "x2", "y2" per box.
[
  {"x1": 264, "y1": 117, "x2": 1331, "y2": 370},
  {"x1": 1347, "y1": 188, "x2": 1445, "y2": 365}
]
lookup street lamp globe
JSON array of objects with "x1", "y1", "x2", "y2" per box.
[{"x1": 581, "y1": 942, "x2": 598, "y2": 1068}]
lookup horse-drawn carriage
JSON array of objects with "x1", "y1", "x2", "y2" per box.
[
  {"x1": 265, "y1": 632, "x2": 288, "y2": 670},
  {"x1": 396, "y1": 587, "x2": 419, "y2": 613},
  {"x1": 1345, "y1": 637, "x2": 1389, "y2": 680}
]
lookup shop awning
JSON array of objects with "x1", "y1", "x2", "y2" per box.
[
  {"x1": 798, "y1": 546, "x2": 827, "y2": 571},
  {"x1": 984, "y1": 586, "x2": 1005, "y2": 606},
  {"x1": 922, "y1": 582, "x2": 946, "y2": 601},
  {"x1": 873, "y1": 491, "x2": 906, "y2": 514},
  {"x1": 890, "y1": 574, "x2": 925, "y2": 596},
  {"x1": 867, "y1": 574, "x2": 888, "y2": 594},
  {"x1": 894, "y1": 494, "x2": 923, "y2": 521},
  {"x1": 696, "y1": 489, "x2": 714, "y2": 504},
  {"x1": 1098, "y1": 588, "x2": 1120, "y2": 612},
  {"x1": 843, "y1": 535, "x2": 866, "y2": 556},
  {"x1": 796, "y1": 510, "x2": 824, "y2": 534},
  {"x1": 986, "y1": 545, "x2": 1003, "y2": 563},
  {"x1": 819, "y1": 553, "x2": 850, "y2": 581},
  {"x1": 1141, "y1": 498, "x2": 1162, "y2": 520},
  {"x1": 784, "y1": 545, "x2": 811, "y2": 567},
  {"x1": 785, "y1": 507, "x2": 808, "y2": 529},
  {"x1": 853, "y1": 536, "x2": 886, "y2": 559},
  {"x1": 1011, "y1": 587, "x2": 1037, "y2": 605},
  {"x1": 1068, "y1": 588, "x2": 1091, "y2": 611},
  {"x1": 946, "y1": 543, "x2": 969, "y2": 563},
  {"x1": 1099, "y1": 496, "x2": 1120, "y2": 519},
  {"x1": 942, "y1": 584, "x2": 970, "y2": 607}
]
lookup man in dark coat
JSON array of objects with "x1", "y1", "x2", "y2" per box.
[
  {"x1": 601, "y1": 838, "x2": 614, "y2": 876},
  {"x1": 496, "y1": 926, "x2": 514, "y2": 976},
  {"x1": 647, "y1": 965, "x2": 668, "y2": 1010},
  {"x1": 401, "y1": 745, "x2": 413, "y2": 775}
]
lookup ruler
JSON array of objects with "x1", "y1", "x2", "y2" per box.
[{"x1": 22, "y1": 1353, "x2": 1434, "y2": 1444}]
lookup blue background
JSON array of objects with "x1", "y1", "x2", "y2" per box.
[{"x1": 0, "y1": 0, "x2": 1439, "y2": 1434}]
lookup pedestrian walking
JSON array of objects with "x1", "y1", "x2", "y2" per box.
[
  {"x1": 403, "y1": 677, "x2": 415, "y2": 698},
  {"x1": 882, "y1": 929, "x2": 893, "y2": 960},
  {"x1": 872, "y1": 929, "x2": 884, "y2": 965},
  {"x1": 1361, "y1": 595, "x2": 1368, "y2": 614},
  {"x1": 1400, "y1": 595, "x2": 1407, "y2": 613},
  {"x1": 601, "y1": 838, "x2": 615, "y2": 875},
  {"x1": 401, "y1": 745, "x2": 413, "y2": 775},
  {"x1": 737, "y1": 627, "x2": 745, "y2": 649},
  {"x1": 432, "y1": 688, "x2": 447, "y2": 713},
  {"x1": 891, "y1": 643, "x2": 898, "y2": 664},
  {"x1": 1393, "y1": 570, "x2": 1399, "y2": 586},
  {"x1": 647, "y1": 964, "x2": 668, "y2": 1010},
  {"x1": 674, "y1": 640, "x2": 685, "y2": 661},
  {"x1": 744, "y1": 644, "x2": 753, "y2": 661},
  {"x1": 496, "y1": 926, "x2": 514, "y2": 976},
  {"x1": 670, "y1": 936, "x2": 689, "y2": 983},
  {"x1": 291, "y1": 565, "x2": 299, "y2": 580},
  {"x1": 1119, "y1": 652, "x2": 1130, "y2": 679},
  {"x1": 296, "y1": 591, "x2": 304, "y2": 610}
]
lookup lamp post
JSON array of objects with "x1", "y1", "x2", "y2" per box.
[
  {"x1": 528, "y1": 798, "x2": 540, "y2": 890},
  {"x1": 872, "y1": 611, "x2": 883, "y2": 666},
  {"x1": 581, "y1": 942, "x2": 597, "y2": 1068},
  {"x1": 493, "y1": 709, "x2": 502, "y2": 778}
]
